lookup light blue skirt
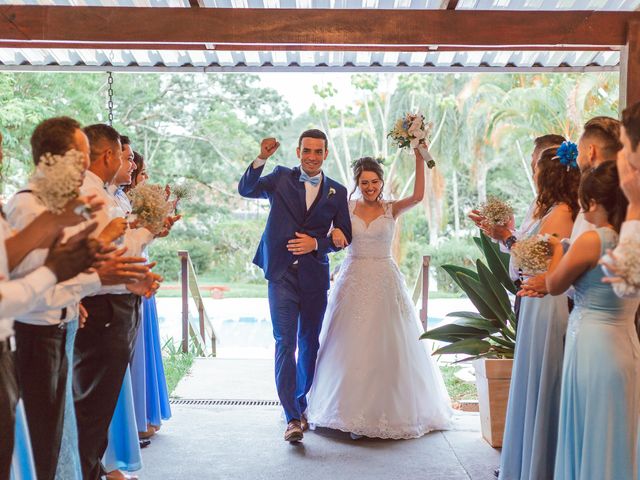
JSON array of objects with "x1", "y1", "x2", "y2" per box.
[
  {"x1": 499, "y1": 294, "x2": 569, "y2": 480},
  {"x1": 11, "y1": 401, "x2": 36, "y2": 480},
  {"x1": 102, "y1": 367, "x2": 142, "y2": 473}
]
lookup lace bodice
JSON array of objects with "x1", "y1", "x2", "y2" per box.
[{"x1": 347, "y1": 200, "x2": 395, "y2": 259}]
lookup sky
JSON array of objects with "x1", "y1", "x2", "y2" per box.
[{"x1": 255, "y1": 72, "x2": 361, "y2": 116}]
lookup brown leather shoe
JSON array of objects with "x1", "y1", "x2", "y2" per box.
[
  {"x1": 300, "y1": 414, "x2": 309, "y2": 432},
  {"x1": 284, "y1": 420, "x2": 303, "y2": 442}
]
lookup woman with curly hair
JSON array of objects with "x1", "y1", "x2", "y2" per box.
[{"x1": 498, "y1": 145, "x2": 581, "y2": 480}]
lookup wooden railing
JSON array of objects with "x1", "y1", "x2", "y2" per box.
[
  {"x1": 178, "y1": 250, "x2": 217, "y2": 356},
  {"x1": 411, "y1": 255, "x2": 431, "y2": 333}
]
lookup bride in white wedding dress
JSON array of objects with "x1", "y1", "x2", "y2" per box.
[{"x1": 307, "y1": 149, "x2": 452, "y2": 440}]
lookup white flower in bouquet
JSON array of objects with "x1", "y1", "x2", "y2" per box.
[
  {"x1": 127, "y1": 183, "x2": 173, "y2": 235},
  {"x1": 479, "y1": 196, "x2": 514, "y2": 228},
  {"x1": 511, "y1": 234, "x2": 554, "y2": 276},
  {"x1": 172, "y1": 184, "x2": 191, "y2": 202},
  {"x1": 31, "y1": 149, "x2": 85, "y2": 214},
  {"x1": 609, "y1": 240, "x2": 640, "y2": 288},
  {"x1": 387, "y1": 112, "x2": 435, "y2": 168}
]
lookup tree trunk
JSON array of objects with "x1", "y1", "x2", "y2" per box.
[{"x1": 452, "y1": 169, "x2": 460, "y2": 237}]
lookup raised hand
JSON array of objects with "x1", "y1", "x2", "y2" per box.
[
  {"x1": 287, "y1": 232, "x2": 316, "y2": 255},
  {"x1": 330, "y1": 228, "x2": 349, "y2": 249},
  {"x1": 155, "y1": 214, "x2": 182, "y2": 238},
  {"x1": 58, "y1": 194, "x2": 104, "y2": 226},
  {"x1": 259, "y1": 138, "x2": 280, "y2": 160}
]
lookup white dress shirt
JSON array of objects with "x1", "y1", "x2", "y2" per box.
[
  {"x1": 80, "y1": 171, "x2": 154, "y2": 296},
  {"x1": 0, "y1": 217, "x2": 58, "y2": 339},
  {"x1": 607, "y1": 220, "x2": 640, "y2": 298},
  {"x1": 5, "y1": 188, "x2": 102, "y2": 326},
  {"x1": 500, "y1": 202, "x2": 537, "y2": 281},
  {"x1": 252, "y1": 158, "x2": 322, "y2": 209},
  {"x1": 569, "y1": 211, "x2": 595, "y2": 243}
]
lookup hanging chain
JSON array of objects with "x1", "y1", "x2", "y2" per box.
[{"x1": 107, "y1": 71, "x2": 114, "y2": 126}]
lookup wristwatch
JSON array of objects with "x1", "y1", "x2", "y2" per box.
[{"x1": 504, "y1": 235, "x2": 517, "y2": 250}]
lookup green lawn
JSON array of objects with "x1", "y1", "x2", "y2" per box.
[
  {"x1": 162, "y1": 340, "x2": 196, "y2": 395},
  {"x1": 440, "y1": 365, "x2": 477, "y2": 403}
]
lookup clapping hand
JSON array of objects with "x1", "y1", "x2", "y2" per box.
[
  {"x1": 330, "y1": 228, "x2": 349, "y2": 249},
  {"x1": 259, "y1": 138, "x2": 280, "y2": 160},
  {"x1": 468, "y1": 208, "x2": 514, "y2": 242},
  {"x1": 98, "y1": 217, "x2": 128, "y2": 244},
  {"x1": 601, "y1": 249, "x2": 623, "y2": 285}
]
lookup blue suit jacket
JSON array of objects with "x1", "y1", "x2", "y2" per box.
[{"x1": 238, "y1": 163, "x2": 352, "y2": 291}]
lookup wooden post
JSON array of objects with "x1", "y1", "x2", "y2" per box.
[
  {"x1": 620, "y1": 21, "x2": 640, "y2": 110},
  {"x1": 420, "y1": 255, "x2": 431, "y2": 332},
  {"x1": 198, "y1": 298, "x2": 205, "y2": 342},
  {"x1": 179, "y1": 250, "x2": 189, "y2": 354}
]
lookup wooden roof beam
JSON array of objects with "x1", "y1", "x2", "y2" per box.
[{"x1": 0, "y1": 6, "x2": 638, "y2": 50}]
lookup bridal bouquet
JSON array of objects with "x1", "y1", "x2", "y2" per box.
[
  {"x1": 511, "y1": 234, "x2": 554, "y2": 276},
  {"x1": 127, "y1": 183, "x2": 173, "y2": 235},
  {"x1": 31, "y1": 149, "x2": 87, "y2": 215},
  {"x1": 478, "y1": 196, "x2": 514, "y2": 228},
  {"x1": 387, "y1": 112, "x2": 436, "y2": 168}
]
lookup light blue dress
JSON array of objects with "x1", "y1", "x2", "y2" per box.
[
  {"x1": 500, "y1": 212, "x2": 570, "y2": 480},
  {"x1": 11, "y1": 401, "x2": 36, "y2": 480},
  {"x1": 554, "y1": 228, "x2": 640, "y2": 480},
  {"x1": 102, "y1": 367, "x2": 143, "y2": 473},
  {"x1": 142, "y1": 295, "x2": 171, "y2": 427},
  {"x1": 55, "y1": 318, "x2": 82, "y2": 480}
]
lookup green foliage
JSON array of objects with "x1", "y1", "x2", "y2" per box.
[
  {"x1": 162, "y1": 338, "x2": 196, "y2": 396},
  {"x1": 421, "y1": 232, "x2": 518, "y2": 361}
]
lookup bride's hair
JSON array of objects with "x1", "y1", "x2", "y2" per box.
[{"x1": 350, "y1": 157, "x2": 385, "y2": 201}]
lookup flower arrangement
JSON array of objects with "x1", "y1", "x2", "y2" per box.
[
  {"x1": 607, "y1": 240, "x2": 640, "y2": 288},
  {"x1": 172, "y1": 184, "x2": 191, "y2": 203},
  {"x1": 127, "y1": 183, "x2": 173, "y2": 235},
  {"x1": 478, "y1": 196, "x2": 514, "y2": 228},
  {"x1": 555, "y1": 141, "x2": 579, "y2": 170},
  {"x1": 511, "y1": 234, "x2": 554, "y2": 276},
  {"x1": 31, "y1": 149, "x2": 86, "y2": 215},
  {"x1": 387, "y1": 113, "x2": 436, "y2": 168}
]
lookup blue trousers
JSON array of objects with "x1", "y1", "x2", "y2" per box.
[{"x1": 268, "y1": 266, "x2": 327, "y2": 422}]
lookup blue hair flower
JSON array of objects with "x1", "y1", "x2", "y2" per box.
[{"x1": 556, "y1": 141, "x2": 579, "y2": 170}]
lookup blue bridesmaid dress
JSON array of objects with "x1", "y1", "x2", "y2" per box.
[
  {"x1": 554, "y1": 228, "x2": 640, "y2": 480},
  {"x1": 10, "y1": 401, "x2": 36, "y2": 480},
  {"x1": 142, "y1": 295, "x2": 171, "y2": 428},
  {"x1": 102, "y1": 367, "x2": 142, "y2": 473},
  {"x1": 55, "y1": 318, "x2": 82, "y2": 480},
  {"x1": 499, "y1": 211, "x2": 570, "y2": 480}
]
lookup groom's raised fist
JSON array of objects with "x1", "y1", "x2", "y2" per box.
[{"x1": 259, "y1": 138, "x2": 280, "y2": 160}]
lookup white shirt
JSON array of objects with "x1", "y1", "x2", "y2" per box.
[
  {"x1": 500, "y1": 202, "x2": 537, "y2": 281},
  {"x1": 0, "y1": 218, "x2": 58, "y2": 339},
  {"x1": 569, "y1": 211, "x2": 595, "y2": 243},
  {"x1": 5, "y1": 187, "x2": 102, "y2": 326},
  {"x1": 252, "y1": 158, "x2": 322, "y2": 209},
  {"x1": 81, "y1": 171, "x2": 154, "y2": 296},
  {"x1": 608, "y1": 220, "x2": 640, "y2": 298}
]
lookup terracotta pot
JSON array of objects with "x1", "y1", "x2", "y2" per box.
[{"x1": 473, "y1": 358, "x2": 513, "y2": 448}]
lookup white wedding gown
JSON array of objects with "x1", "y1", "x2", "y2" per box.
[{"x1": 307, "y1": 201, "x2": 453, "y2": 439}]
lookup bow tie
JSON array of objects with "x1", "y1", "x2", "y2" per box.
[{"x1": 299, "y1": 171, "x2": 321, "y2": 187}]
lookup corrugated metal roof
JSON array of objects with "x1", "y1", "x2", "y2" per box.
[{"x1": 0, "y1": 0, "x2": 636, "y2": 71}]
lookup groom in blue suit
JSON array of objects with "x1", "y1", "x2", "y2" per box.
[{"x1": 238, "y1": 129, "x2": 352, "y2": 442}]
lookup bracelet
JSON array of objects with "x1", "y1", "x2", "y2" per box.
[{"x1": 504, "y1": 235, "x2": 517, "y2": 250}]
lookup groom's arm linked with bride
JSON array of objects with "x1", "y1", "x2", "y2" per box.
[{"x1": 237, "y1": 131, "x2": 351, "y2": 442}]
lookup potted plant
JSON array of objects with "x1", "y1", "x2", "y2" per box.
[{"x1": 421, "y1": 232, "x2": 517, "y2": 447}]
